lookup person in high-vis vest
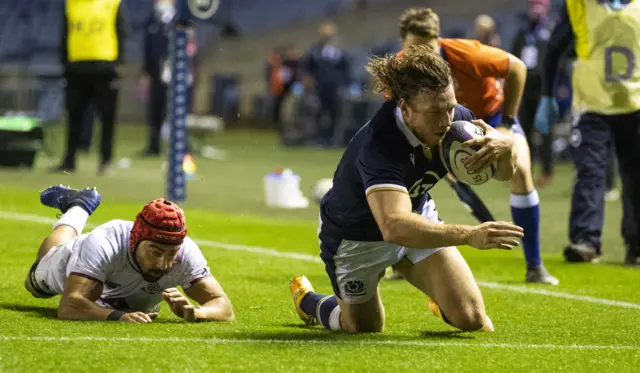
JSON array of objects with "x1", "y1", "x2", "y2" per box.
[
  {"x1": 57, "y1": 0, "x2": 127, "y2": 175},
  {"x1": 535, "y1": 0, "x2": 640, "y2": 265}
]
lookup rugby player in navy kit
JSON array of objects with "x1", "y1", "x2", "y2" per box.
[{"x1": 289, "y1": 45, "x2": 524, "y2": 333}]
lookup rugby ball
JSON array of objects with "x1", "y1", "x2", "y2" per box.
[{"x1": 438, "y1": 121, "x2": 496, "y2": 185}]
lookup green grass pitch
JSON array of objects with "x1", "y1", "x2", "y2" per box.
[{"x1": 0, "y1": 127, "x2": 638, "y2": 372}]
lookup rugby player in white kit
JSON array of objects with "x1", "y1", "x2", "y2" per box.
[{"x1": 24, "y1": 185, "x2": 234, "y2": 323}]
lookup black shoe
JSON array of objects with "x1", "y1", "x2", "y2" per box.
[
  {"x1": 624, "y1": 241, "x2": 640, "y2": 266},
  {"x1": 563, "y1": 242, "x2": 600, "y2": 263},
  {"x1": 137, "y1": 148, "x2": 161, "y2": 158},
  {"x1": 97, "y1": 162, "x2": 113, "y2": 176}
]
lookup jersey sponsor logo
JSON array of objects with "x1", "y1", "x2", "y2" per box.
[
  {"x1": 408, "y1": 171, "x2": 441, "y2": 198},
  {"x1": 343, "y1": 280, "x2": 366, "y2": 297},
  {"x1": 142, "y1": 281, "x2": 164, "y2": 294},
  {"x1": 69, "y1": 19, "x2": 106, "y2": 35}
]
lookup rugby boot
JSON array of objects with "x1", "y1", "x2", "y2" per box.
[
  {"x1": 525, "y1": 265, "x2": 560, "y2": 285},
  {"x1": 290, "y1": 275, "x2": 317, "y2": 327},
  {"x1": 40, "y1": 185, "x2": 101, "y2": 215}
]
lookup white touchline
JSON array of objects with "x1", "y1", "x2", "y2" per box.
[
  {"x1": 0, "y1": 335, "x2": 636, "y2": 350},
  {"x1": 2, "y1": 211, "x2": 640, "y2": 310}
]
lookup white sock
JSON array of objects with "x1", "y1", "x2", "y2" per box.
[
  {"x1": 510, "y1": 190, "x2": 540, "y2": 208},
  {"x1": 53, "y1": 206, "x2": 89, "y2": 235},
  {"x1": 328, "y1": 306, "x2": 343, "y2": 331}
]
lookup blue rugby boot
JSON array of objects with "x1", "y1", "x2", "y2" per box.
[{"x1": 40, "y1": 185, "x2": 102, "y2": 215}]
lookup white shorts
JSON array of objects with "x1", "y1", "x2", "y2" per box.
[
  {"x1": 29, "y1": 238, "x2": 78, "y2": 297},
  {"x1": 321, "y1": 199, "x2": 445, "y2": 305}
]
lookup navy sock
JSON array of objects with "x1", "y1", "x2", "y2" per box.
[
  {"x1": 511, "y1": 191, "x2": 541, "y2": 267},
  {"x1": 299, "y1": 292, "x2": 324, "y2": 317},
  {"x1": 300, "y1": 292, "x2": 340, "y2": 330}
]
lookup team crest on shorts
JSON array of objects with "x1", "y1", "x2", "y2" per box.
[{"x1": 343, "y1": 280, "x2": 366, "y2": 297}]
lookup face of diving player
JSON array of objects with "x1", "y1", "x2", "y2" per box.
[
  {"x1": 398, "y1": 84, "x2": 456, "y2": 148},
  {"x1": 135, "y1": 240, "x2": 182, "y2": 282}
]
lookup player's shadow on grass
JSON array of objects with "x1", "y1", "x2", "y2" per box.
[
  {"x1": 420, "y1": 330, "x2": 473, "y2": 340},
  {"x1": 268, "y1": 324, "x2": 474, "y2": 341},
  {"x1": 0, "y1": 303, "x2": 58, "y2": 319}
]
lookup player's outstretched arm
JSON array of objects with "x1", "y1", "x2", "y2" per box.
[
  {"x1": 166, "y1": 276, "x2": 234, "y2": 322},
  {"x1": 367, "y1": 189, "x2": 523, "y2": 250},
  {"x1": 58, "y1": 274, "x2": 157, "y2": 323}
]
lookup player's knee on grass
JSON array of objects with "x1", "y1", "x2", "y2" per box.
[
  {"x1": 24, "y1": 272, "x2": 53, "y2": 299},
  {"x1": 24, "y1": 274, "x2": 38, "y2": 298},
  {"x1": 442, "y1": 301, "x2": 487, "y2": 331},
  {"x1": 338, "y1": 296, "x2": 385, "y2": 333}
]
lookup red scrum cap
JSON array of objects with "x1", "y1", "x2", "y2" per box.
[{"x1": 130, "y1": 199, "x2": 187, "y2": 251}]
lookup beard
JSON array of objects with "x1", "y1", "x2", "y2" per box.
[{"x1": 141, "y1": 270, "x2": 167, "y2": 283}]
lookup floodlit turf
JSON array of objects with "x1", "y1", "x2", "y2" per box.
[{"x1": 0, "y1": 127, "x2": 639, "y2": 372}]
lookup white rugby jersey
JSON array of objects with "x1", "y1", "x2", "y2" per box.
[{"x1": 66, "y1": 220, "x2": 211, "y2": 313}]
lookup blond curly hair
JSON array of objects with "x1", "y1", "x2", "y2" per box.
[{"x1": 366, "y1": 44, "x2": 452, "y2": 103}]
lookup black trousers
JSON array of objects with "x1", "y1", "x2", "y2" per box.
[
  {"x1": 147, "y1": 78, "x2": 168, "y2": 154},
  {"x1": 569, "y1": 111, "x2": 640, "y2": 252},
  {"x1": 63, "y1": 69, "x2": 118, "y2": 168},
  {"x1": 315, "y1": 89, "x2": 341, "y2": 146},
  {"x1": 79, "y1": 102, "x2": 95, "y2": 151},
  {"x1": 146, "y1": 78, "x2": 193, "y2": 154}
]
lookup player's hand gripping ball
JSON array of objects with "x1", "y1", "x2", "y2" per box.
[{"x1": 438, "y1": 121, "x2": 496, "y2": 185}]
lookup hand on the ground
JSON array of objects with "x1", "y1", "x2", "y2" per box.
[
  {"x1": 163, "y1": 287, "x2": 194, "y2": 319},
  {"x1": 119, "y1": 312, "x2": 158, "y2": 324}
]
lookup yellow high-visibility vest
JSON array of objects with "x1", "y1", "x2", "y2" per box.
[
  {"x1": 66, "y1": 0, "x2": 121, "y2": 62},
  {"x1": 567, "y1": 0, "x2": 640, "y2": 114}
]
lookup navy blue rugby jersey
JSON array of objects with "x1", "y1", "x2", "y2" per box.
[{"x1": 319, "y1": 99, "x2": 475, "y2": 244}]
